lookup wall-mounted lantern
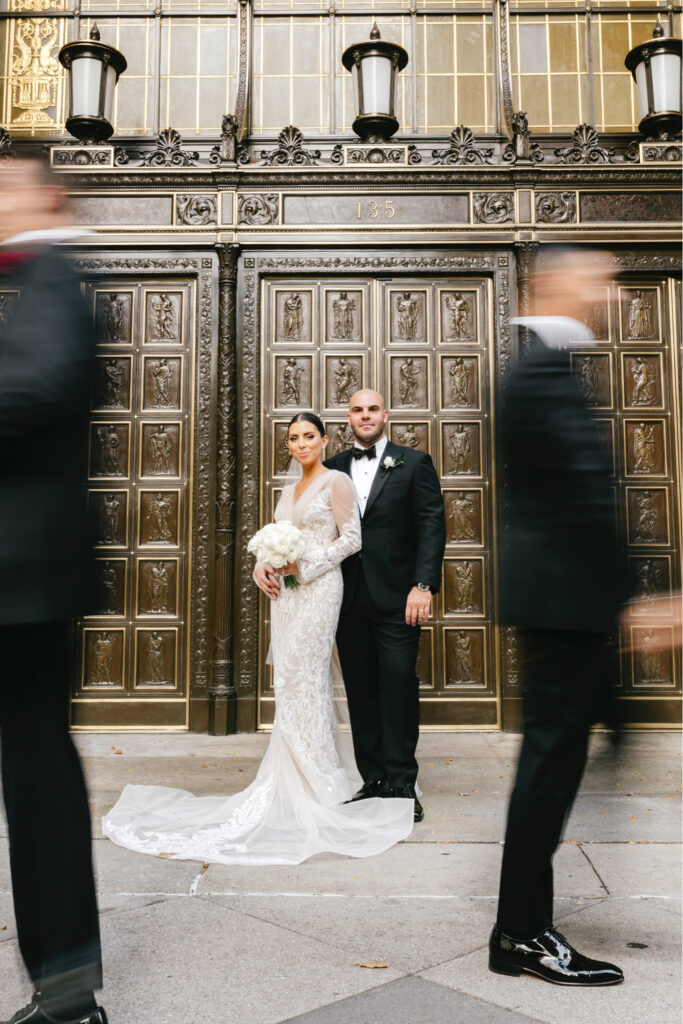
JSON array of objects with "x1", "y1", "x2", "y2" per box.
[
  {"x1": 59, "y1": 25, "x2": 127, "y2": 144},
  {"x1": 342, "y1": 22, "x2": 408, "y2": 144},
  {"x1": 625, "y1": 21, "x2": 681, "y2": 139}
]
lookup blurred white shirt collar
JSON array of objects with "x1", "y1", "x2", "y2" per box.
[
  {"x1": 511, "y1": 316, "x2": 596, "y2": 349},
  {"x1": 1, "y1": 228, "x2": 95, "y2": 247}
]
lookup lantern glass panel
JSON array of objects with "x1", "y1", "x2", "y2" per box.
[
  {"x1": 650, "y1": 51, "x2": 682, "y2": 112},
  {"x1": 103, "y1": 63, "x2": 117, "y2": 122},
  {"x1": 360, "y1": 55, "x2": 393, "y2": 115},
  {"x1": 71, "y1": 55, "x2": 104, "y2": 118}
]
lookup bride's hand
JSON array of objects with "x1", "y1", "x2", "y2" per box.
[
  {"x1": 255, "y1": 564, "x2": 281, "y2": 600},
  {"x1": 280, "y1": 561, "x2": 299, "y2": 577}
]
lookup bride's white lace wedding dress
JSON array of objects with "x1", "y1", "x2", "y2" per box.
[{"x1": 102, "y1": 469, "x2": 414, "y2": 865}]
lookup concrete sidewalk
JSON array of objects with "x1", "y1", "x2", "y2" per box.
[{"x1": 0, "y1": 731, "x2": 680, "y2": 1024}]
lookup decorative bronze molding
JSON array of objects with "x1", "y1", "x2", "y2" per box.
[
  {"x1": 51, "y1": 146, "x2": 113, "y2": 167},
  {"x1": 210, "y1": 244, "x2": 240, "y2": 734},
  {"x1": 502, "y1": 112, "x2": 544, "y2": 164},
  {"x1": 535, "y1": 191, "x2": 577, "y2": 223},
  {"x1": 554, "y1": 124, "x2": 616, "y2": 164},
  {"x1": 0, "y1": 128, "x2": 15, "y2": 160},
  {"x1": 626, "y1": 139, "x2": 683, "y2": 163},
  {"x1": 432, "y1": 127, "x2": 493, "y2": 165},
  {"x1": 260, "y1": 125, "x2": 321, "y2": 166},
  {"x1": 210, "y1": 114, "x2": 239, "y2": 165},
  {"x1": 513, "y1": 241, "x2": 539, "y2": 358},
  {"x1": 235, "y1": 0, "x2": 251, "y2": 145},
  {"x1": 138, "y1": 128, "x2": 199, "y2": 167},
  {"x1": 497, "y1": 0, "x2": 514, "y2": 136},
  {"x1": 238, "y1": 193, "x2": 279, "y2": 225},
  {"x1": 580, "y1": 190, "x2": 681, "y2": 222},
  {"x1": 176, "y1": 194, "x2": 218, "y2": 226},
  {"x1": 473, "y1": 192, "x2": 514, "y2": 224},
  {"x1": 343, "y1": 144, "x2": 421, "y2": 165}
]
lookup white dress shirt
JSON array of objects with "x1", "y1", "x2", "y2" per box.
[{"x1": 350, "y1": 434, "x2": 388, "y2": 517}]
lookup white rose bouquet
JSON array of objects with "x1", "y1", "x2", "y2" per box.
[{"x1": 248, "y1": 520, "x2": 305, "y2": 590}]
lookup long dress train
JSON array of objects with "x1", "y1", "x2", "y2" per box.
[{"x1": 102, "y1": 470, "x2": 414, "y2": 865}]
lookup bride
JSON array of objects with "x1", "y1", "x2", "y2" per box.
[{"x1": 102, "y1": 412, "x2": 414, "y2": 865}]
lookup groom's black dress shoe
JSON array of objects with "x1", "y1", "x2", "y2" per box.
[
  {"x1": 345, "y1": 779, "x2": 386, "y2": 803},
  {"x1": 488, "y1": 925, "x2": 624, "y2": 986},
  {"x1": 385, "y1": 785, "x2": 424, "y2": 823},
  {"x1": 2, "y1": 996, "x2": 108, "y2": 1024}
]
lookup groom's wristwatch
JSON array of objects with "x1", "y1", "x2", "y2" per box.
[{"x1": 416, "y1": 582, "x2": 431, "y2": 593}]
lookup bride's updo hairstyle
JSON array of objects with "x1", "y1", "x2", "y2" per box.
[{"x1": 287, "y1": 411, "x2": 326, "y2": 437}]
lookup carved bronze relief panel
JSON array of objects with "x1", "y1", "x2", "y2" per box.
[
  {"x1": 76, "y1": 277, "x2": 195, "y2": 723},
  {"x1": 259, "y1": 272, "x2": 496, "y2": 727},
  {"x1": 570, "y1": 275, "x2": 681, "y2": 704}
]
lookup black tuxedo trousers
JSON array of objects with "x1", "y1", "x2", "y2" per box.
[
  {"x1": 336, "y1": 568, "x2": 421, "y2": 788},
  {"x1": 496, "y1": 629, "x2": 618, "y2": 938},
  {"x1": 0, "y1": 623, "x2": 102, "y2": 1001}
]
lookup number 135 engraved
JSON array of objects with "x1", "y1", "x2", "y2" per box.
[{"x1": 357, "y1": 199, "x2": 397, "y2": 220}]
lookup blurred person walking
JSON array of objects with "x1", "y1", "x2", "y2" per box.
[
  {"x1": 0, "y1": 158, "x2": 106, "y2": 1024},
  {"x1": 489, "y1": 248, "x2": 629, "y2": 987}
]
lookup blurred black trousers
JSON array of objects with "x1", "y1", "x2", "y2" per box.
[
  {"x1": 496, "y1": 629, "x2": 614, "y2": 938},
  {"x1": 0, "y1": 623, "x2": 102, "y2": 999}
]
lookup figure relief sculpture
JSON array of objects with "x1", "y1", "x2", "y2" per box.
[
  {"x1": 146, "y1": 493, "x2": 173, "y2": 543},
  {"x1": 453, "y1": 560, "x2": 475, "y2": 611},
  {"x1": 331, "y1": 292, "x2": 356, "y2": 340},
  {"x1": 100, "y1": 562, "x2": 118, "y2": 615},
  {"x1": 282, "y1": 292, "x2": 304, "y2": 340},
  {"x1": 398, "y1": 358, "x2": 421, "y2": 407},
  {"x1": 145, "y1": 631, "x2": 167, "y2": 684},
  {"x1": 396, "y1": 292, "x2": 418, "y2": 341},
  {"x1": 151, "y1": 358, "x2": 173, "y2": 407},
  {"x1": 103, "y1": 359, "x2": 124, "y2": 407},
  {"x1": 395, "y1": 424, "x2": 420, "y2": 449},
  {"x1": 453, "y1": 630, "x2": 474, "y2": 684},
  {"x1": 449, "y1": 424, "x2": 472, "y2": 474},
  {"x1": 444, "y1": 293, "x2": 473, "y2": 342},
  {"x1": 99, "y1": 493, "x2": 121, "y2": 545},
  {"x1": 281, "y1": 357, "x2": 303, "y2": 405},
  {"x1": 330, "y1": 422, "x2": 355, "y2": 455},
  {"x1": 448, "y1": 491, "x2": 477, "y2": 541},
  {"x1": 149, "y1": 425, "x2": 172, "y2": 475},
  {"x1": 631, "y1": 357, "x2": 656, "y2": 406},
  {"x1": 277, "y1": 433, "x2": 292, "y2": 472},
  {"x1": 636, "y1": 559, "x2": 663, "y2": 609},
  {"x1": 150, "y1": 293, "x2": 178, "y2": 341},
  {"x1": 635, "y1": 490, "x2": 658, "y2": 542},
  {"x1": 92, "y1": 631, "x2": 114, "y2": 685},
  {"x1": 98, "y1": 425, "x2": 121, "y2": 476},
  {"x1": 579, "y1": 356, "x2": 599, "y2": 405},
  {"x1": 639, "y1": 630, "x2": 665, "y2": 682},
  {"x1": 101, "y1": 294, "x2": 125, "y2": 342},
  {"x1": 0, "y1": 294, "x2": 13, "y2": 329},
  {"x1": 449, "y1": 357, "x2": 471, "y2": 406},
  {"x1": 632, "y1": 422, "x2": 656, "y2": 474},
  {"x1": 627, "y1": 291, "x2": 653, "y2": 339},
  {"x1": 148, "y1": 562, "x2": 170, "y2": 613},
  {"x1": 333, "y1": 358, "x2": 358, "y2": 405}
]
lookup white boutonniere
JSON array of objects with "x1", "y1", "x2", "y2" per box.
[{"x1": 382, "y1": 455, "x2": 405, "y2": 472}]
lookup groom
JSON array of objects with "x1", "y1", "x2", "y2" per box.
[{"x1": 326, "y1": 390, "x2": 445, "y2": 822}]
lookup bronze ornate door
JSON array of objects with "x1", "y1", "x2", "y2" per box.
[{"x1": 256, "y1": 265, "x2": 502, "y2": 729}]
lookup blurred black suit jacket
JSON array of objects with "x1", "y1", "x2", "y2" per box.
[
  {"x1": 0, "y1": 246, "x2": 94, "y2": 625},
  {"x1": 325, "y1": 442, "x2": 446, "y2": 614},
  {"x1": 498, "y1": 331, "x2": 629, "y2": 634}
]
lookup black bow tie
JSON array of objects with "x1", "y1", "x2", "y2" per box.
[{"x1": 352, "y1": 445, "x2": 376, "y2": 461}]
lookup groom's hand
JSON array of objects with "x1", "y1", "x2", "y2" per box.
[
  {"x1": 255, "y1": 565, "x2": 281, "y2": 600},
  {"x1": 406, "y1": 586, "x2": 431, "y2": 627}
]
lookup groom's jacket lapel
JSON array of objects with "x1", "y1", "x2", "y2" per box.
[
  {"x1": 339, "y1": 447, "x2": 354, "y2": 480},
  {"x1": 363, "y1": 440, "x2": 401, "y2": 517}
]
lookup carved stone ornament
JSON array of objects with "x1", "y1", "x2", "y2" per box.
[
  {"x1": 473, "y1": 193, "x2": 514, "y2": 224},
  {"x1": 554, "y1": 123, "x2": 615, "y2": 164},
  {"x1": 0, "y1": 128, "x2": 15, "y2": 160},
  {"x1": 626, "y1": 138, "x2": 683, "y2": 163},
  {"x1": 138, "y1": 128, "x2": 199, "y2": 167},
  {"x1": 238, "y1": 193, "x2": 279, "y2": 225},
  {"x1": 343, "y1": 144, "x2": 421, "y2": 165},
  {"x1": 209, "y1": 113, "x2": 238, "y2": 164},
  {"x1": 260, "y1": 125, "x2": 321, "y2": 166},
  {"x1": 176, "y1": 194, "x2": 218, "y2": 226},
  {"x1": 432, "y1": 126, "x2": 493, "y2": 165},
  {"x1": 502, "y1": 111, "x2": 544, "y2": 164},
  {"x1": 51, "y1": 146, "x2": 113, "y2": 167},
  {"x1": 535, "y1": 191, "x2": 577, "y2": 224}
]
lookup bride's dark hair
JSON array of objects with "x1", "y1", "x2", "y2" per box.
[{"x1": 287, "y1": 411, "x2": 326, "y2": 437}]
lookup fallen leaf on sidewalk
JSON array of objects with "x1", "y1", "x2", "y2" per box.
[
  {"x1": 113, "y1": 749, "x2": 123, "y2": 755},
  {"x1": 158, "y1": 852, "x2": 177, "y2": 858},
  {"x1": 355, "y1": 962, "x2": 390, "y2": 969}
]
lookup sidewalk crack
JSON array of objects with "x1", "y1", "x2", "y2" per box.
[{"x1": 578, "y1": 843, "x2": 610, "y2": 896}]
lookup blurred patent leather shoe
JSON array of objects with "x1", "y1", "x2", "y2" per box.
[
  {"x1": 385, "y1": 784, "x2": 424, "y2": 822},
  {"x1": 2, "y1": 996, "x2": 108, "y2": 1024},
  {"x1": 488, "y1": 925, "x2": 624, "y2": 986},
  {"x1": 345, "y1": 779, "x2": 386, "y2": 803}
]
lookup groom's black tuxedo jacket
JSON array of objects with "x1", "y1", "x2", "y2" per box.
[{"x1": 325, "y1": 442, "x2": 446, "y2": 614}]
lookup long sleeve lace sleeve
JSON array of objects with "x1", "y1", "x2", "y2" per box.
[{"x1": 297, "y1": 473, "x2": 361, "y2": 585}]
